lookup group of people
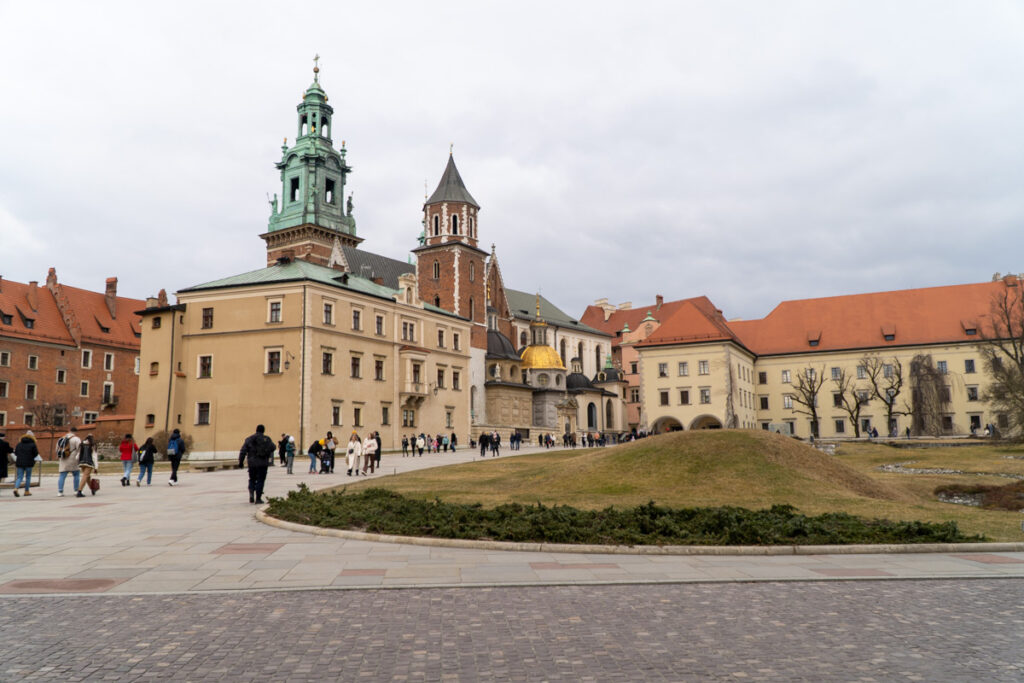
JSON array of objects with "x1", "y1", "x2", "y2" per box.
[
  {"x1": 401, "y1": 432, "x2": 457, "y2": 456},
  {"x1": 0, "y1": 427, "x2": 187, "y2": 498},
  {"x1": 299, "y1": 431, "x2": 383, "y2": 476}
]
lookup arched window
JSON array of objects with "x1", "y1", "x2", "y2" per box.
[
  {"x1": 520, "y1": 331, "x2": 528, "y2": 348},
  {"x1": 451, "y1": 214, "x2": 459, "y2": 235},
  {"x1": 605, "y1": 399, "x2": 614, "y2": 429},
  {"x1": 321, "y1": 117, "x2": 330, "y2": 137},
  {"x1": 468, "y1": 216, "x2": 474, "y2": 237},
  {"x1": 595, "y1": 345, "x2": 602, "y2": 372},
  {"x1": 434, "y1": 295, "x2": 440, "y2": 307},
  {"x1": 469, "y1": 261, "x2": 475, "y2": 282},
  {"x1": 577, "y1": 342, "x2": 584, "y2": 365},
  {"x1": 560, "y1": 339, "x2": 567, "y2": 366},
  {"x1": 587, "y1": 403, "x2": 597, "y2": 429},
  {"x1": 432, "y1": 260, "x2": 440, "y2": 279},
  {"x1": 469, "y1": 297, "x2": 474, "y2": 319},
  {"x1": 432, "y1": 215, "x2": 440, "y2": 236},
  {"x1": 489, "y1": 364, "x2": 500, "y2": 379}
]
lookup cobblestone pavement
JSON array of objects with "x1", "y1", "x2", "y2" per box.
[{"x1": 3, "y1": 579, "x2": 1022, "y2": 681}]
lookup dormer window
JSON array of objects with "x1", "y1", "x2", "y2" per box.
[
  {"x1": 884, "y1": 334, "x2": 895, "y2": 341},
  {"x1": 0, "y1": 311, "x2": 10, "y2": 325},
  {"x1": 881, "y1": 324, "x2": 896, "y2": 342},
  {"x1": 964, "y1": 328, "x2": 977, "y2": 336}
]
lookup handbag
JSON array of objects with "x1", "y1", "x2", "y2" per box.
[{"x1": 88, "y1": 477, "x2": 100, "y2": 492}]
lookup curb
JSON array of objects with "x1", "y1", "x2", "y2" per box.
[{"x1": 254, "y1": 509, "x2": 1024, "y2": 556}]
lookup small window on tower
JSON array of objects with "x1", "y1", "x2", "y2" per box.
[
  {"x1": 300, "y1": 115, "x2": 308, "y2": 136},
  {"x1": 432, "y1": 215, "x2": 440, "y2": 236},
  {"x1": 290, "y1": 177, "x2": 300, "y2": 202},
  {"x1": 434, "y1": 296, "x2": 440, "y2": 307},
  {"x1": 432, "y1": 261, "x2": 440, "y2": 279},
  {"x1": 322, "y1": 117, "x2": 330, "y2": 137},
  {"x1": 325, "y1": 178, "x2": 335, "y2": 204},
  {"x1": 451, "y1": 214, "x2": 459, "y2": 235}
]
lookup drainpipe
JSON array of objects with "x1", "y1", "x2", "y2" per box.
[{"x1": 299, "y1": 285, "x2": 307, "y2": 450}]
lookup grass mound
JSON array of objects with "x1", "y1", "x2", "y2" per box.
[{"x1": 267, "y1": 486, "x2": 982, "y2": 545}]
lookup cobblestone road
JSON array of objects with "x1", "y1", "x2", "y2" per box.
[{"x1": 4, "y1": 579, "x2": 1023, "y2": 681}]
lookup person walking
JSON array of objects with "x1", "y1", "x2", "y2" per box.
[
  {"x1": 56, "y1": 426, "x2": 82, "y2": 497},
  {"x1": 0, "y1": 431, "x2": 10, "y2": 494},
  {"x1": 12, "y1": 431, "x2": 39, "y2": 497},
  {"x1": 325, "y1": 432, "x2": 337, "y2": 473},
  {"x1": 118, "y1": 434, "x2": 138, "y2": 487},
  {"x1": 75, "y1": 434, "x2": 98, "y2": 497},
  {"x1": 450, "y1": 432, "x2": 457, "y2": 453},
  {"x1": 401, "y1": 435, "x2": 409, "y2": 457},
  {"x1": 479, "y1": 431, "x2": 489, "y2": 457},
  {"x1": 285, "y1": 435, "x2": 296, "y2": 474},
  {"x1": 238, "y1": 424, "x2": 275, "y2": 504},
  {"x1": 137, "y1": 437, "x2": 157, "y2": 486},
  {"x1": 346, "y1": 432, "x2": 362, "y2": 475},
  {"x1": 277, "y1": 433, "x2": 288, "y2": 467},
  {"x1": 416, "y1": 433, "x2": 425, "y2": 457},
  {"x1": 307, "y1": 438, "x2": 322, "y2": 474},
  {"x1": 362, "y1": 433, "x2": 377, "y2": 474},
  {"x1": 374, "y1": 431, "x2": 382, "y2": 471},
  {"x1": 166, "y1": 428, "x2": 185, "y2": 486}
]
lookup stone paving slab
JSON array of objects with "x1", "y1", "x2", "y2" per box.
[{"x1": 2, "y1": 444, "x2": 1024, "y2": 596}]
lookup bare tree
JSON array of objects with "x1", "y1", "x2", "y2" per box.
[
  {"x1": 862, "y1": 356, "x2": 908, "y2": 436},
  {"x1": 31, "y1": 402, "x2": 68, "y2": 459},
  {"x1": 909, "y1": 355, "x2": 949, "y2": 436},
  {"x1": 790, "y1": 366, "x2": 826, "y2": 438},
  {"x1": 978, "y1": 280, "x2": 1024, "y2": 437},
  {"x1": 832, "y1": 368, "x2": 867, "y2": 437}
]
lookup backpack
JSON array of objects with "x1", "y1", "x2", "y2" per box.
[{"x1": 57, "y1": 435, "x2": 72, "y2": 459}]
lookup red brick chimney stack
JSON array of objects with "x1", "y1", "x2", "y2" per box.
[
  {"x1": 26, "y1": 281, "x2": 38, "y2": 311},
  {"x1": 656, "y1": 294, "x2": 664, "y2": 310},
  {"x1": 105, "y1": 277, "x2": 118, "y2": 318}
]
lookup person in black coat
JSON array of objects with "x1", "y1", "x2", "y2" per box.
[
  {"x1": 13, "y1": 432, "x2": 40, "y2": 497},
  {"x1": 0, "y1": 431, "x2": 11, "y2": 490},
  {"x1": 238, "y1": 424, "x2": 275, "y2": 504}
]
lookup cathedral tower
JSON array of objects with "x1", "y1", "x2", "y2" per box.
[
  {"x1": 414, "y1": 152, "x2": 489, "y2": 348},
  {"x1": 261, "y1": 59, "x2": 360, "y2": 267}
]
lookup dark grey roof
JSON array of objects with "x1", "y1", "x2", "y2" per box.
[
  {"x1": 341, "y1": 246, "x2": 414, "y2": 290},
  {"x1": 566, "y1": 372, "x2": 595, "y2": 391},
  {"x1": 426, "y1": 155, "x2": 479, "y2": 208},
  {"x1": 505, "y1": 289, "x2": 608, "y2": 337},
  {"x1": 593, "y1": 367, "x2": 624, "y2": 383},
  {"x1": 487, "y1": 329, "x2": 521, "y2": 361}
]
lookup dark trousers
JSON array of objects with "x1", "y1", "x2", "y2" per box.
[
  {"x1": 248, "y1": 465, "x2": 268, "y2": 497},
  {"x1": 169, "y1": 455, "x2": 182, "y2": 481}
]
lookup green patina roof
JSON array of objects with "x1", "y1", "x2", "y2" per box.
[
  {"x1": 505, "y1": 289, "x2": 608, "y2": 337},
  {"x1": 178, "y1": 259, "x2": 460, "y2": 319}
]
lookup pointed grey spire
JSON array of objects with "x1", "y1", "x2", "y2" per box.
[{"x1": 426, "y1": 154, "x2": 479, "y2": 208}]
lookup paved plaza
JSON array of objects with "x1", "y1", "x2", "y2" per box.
[{"x1": 2, "y1": 445, "x2": 1024, "y2": 679}]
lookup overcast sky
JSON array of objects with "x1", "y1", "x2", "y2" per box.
[{"x1": 2, "y1": 1, "x2": 1023, "y2": 322}]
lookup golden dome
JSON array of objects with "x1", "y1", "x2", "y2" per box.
[{"x1": 520, "y1": 344, "x2": 565, "y2": 370}]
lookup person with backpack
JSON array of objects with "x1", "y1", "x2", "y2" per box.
[
  {"x1": 75, "y1": 434, "x2": 98, "y2": 497},
  {"x1": 307, "y1": 438, "x2": 322, "y2": 474},
  {"x1": 238, "y1": 424, "x2": 275, "y2": 504},
  {"x1": 166, "y1": 429, "x2": 185, "y2": 486},
  {"x1": 12, "y1": 430, "x2": 39, "y2": 497},
  {"x1": 136, "y1": 437, "x2": 157, "y2": 486},
  {"x1": 285, "y1": 435, "x2": 296, "y2": 474},
  {"x1": 118, "y1": 434, "x2": 138, "y2": 487},
  {"x1": 56, "y1": 426, "x2": 82, "y2": 497}
]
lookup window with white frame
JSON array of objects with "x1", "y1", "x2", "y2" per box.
[
  {"x1": 678, "y1": 362, "x2": 689, "y2": 376},
  {"x1": 196, "y1": 402, "x2": 210, "y2": 425},
  {"x1": 658, "y1": 363, "x2": 668, "y2": 378},
  {"x1": 0, "y1": 350, "x2": 9, "y2": 366},
  {"x1": 323, "y1": 302, "x2": 334, "y2": 325},
  {"x1": 699, "y1": 388, "x2": 711, "y2": 404},
  {"x1": 82, "y1": 349, "x2": 92, "y2": 368},
  {"x1": 831, "y1": 367, "x2": 841, "y2": 380},
  {"x1": 268, "y1": 300, "x2": 282, "y2": 323},
  {"x1": 27, "y1": 355, "x2": 38, "y2": 370},
  {"x1": 102, "y1": 382, "x2": 114, "y2": 404},
  {"x1": 698, "y1": 360, "x2": 710, "y2": 375},
  {"x1": 781, "y1": 369, "x2": 791, "y2": 383},
  {"x1": 25, "y1": 383, "x2": 36, "y2": 400},
  {"x1": 266, "y1": 350, "x2": 282, "y2": 374},
  {"x1": 104, "y1": 353, "x2": 114, "y2": 371},
  {"x1": 56, "y1": 369, "x2": 66, "y2": 384},
  {"x1": 198, "y1": 355, "x2": 212, "y2": 378},
  {"x1": 783, "y1": 394, "x2": 793, "y2": 409},
  {"x1": 80, "y1": 381, "x2": 89, "y2": 397}
]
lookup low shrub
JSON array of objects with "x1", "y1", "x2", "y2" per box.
[{"x1": 266, "y1": 486, "x2": 984, "y2": 545}]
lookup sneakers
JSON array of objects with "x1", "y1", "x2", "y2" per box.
[
  {"x1": 76, "y1": 491, "x2": 85, "y2": 498},
  {"x1": 58, "y1": 492, "x2": 64, "y2": 497},
  {"x1": 23, "y1": 490, "x2": 31, "y2": 496},
  {"x1": 12, "y1": 490, "x2": 18, "y2": 497}
]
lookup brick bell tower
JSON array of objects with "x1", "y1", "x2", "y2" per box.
[
  {"x1": 261, "y1": 58, "x2": 361, "y2": 267},
  {"x1": 413, "y1": 152, "x2": 489, "y2": 348}
]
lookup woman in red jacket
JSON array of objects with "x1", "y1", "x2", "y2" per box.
[{"x1": 118, "y1": 433, "x2": 138, "y2": 487}]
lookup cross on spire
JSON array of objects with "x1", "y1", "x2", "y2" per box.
[{"x1": 313, "y1": 54, "x2": 320, "y2": 81}]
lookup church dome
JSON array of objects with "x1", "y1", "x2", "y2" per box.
[
  {"x1": 566, "y1": 372, "x2": 595, "y2": 390},
  {"x1": 520, "y1": 344, "x2": 565, "y2": 370},
  {"x1": 486, "y1": 329, "x2": 520, "y2": 361}
]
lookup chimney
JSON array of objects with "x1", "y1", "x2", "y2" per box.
[
  {"x1": 105, "y1": 277, "x2": 118, "y2": 319},
  {"x1": 372, "y1": 276, "x2": 384, "y2": 285},
  {"x1": 26, "y1": 281, "x2": 38, "y2": 311},
  {"x1": 655, "y1": 294, "x2": 663, "y2": 310},
  {"x1": 46, "y1": 267, "x2": 58, "y2": 288},
  {"x1": 157, "y1": 289, "x2": 169, "y2": 308},
  {"x1": 146, "y1": 296, "x2": 159, "y2": 308}
]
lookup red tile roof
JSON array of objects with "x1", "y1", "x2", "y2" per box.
[
  {"x1": 638, "y1": 300, "x2": 750, "y2": 351},
  {"x1": 580, "y1": 296, "x2": 717, "y2": 336},
  {"x1": 0, "y1": 279, "x2": 74, "y2": 346}
]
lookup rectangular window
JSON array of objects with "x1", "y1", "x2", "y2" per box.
[
  {"x1": 856, "y1": 390, "x2": 869, "y2": 405},
  {"x1": 438, "y1": 329, "x2": 445, "y2": 348},
  {"x1": 102, "y1": 382, "x2": 113, "y2": 404},
  {"x1": 631, "y1": 362, "x2": 639, "y2": 374},
  {"x1": 698, "y1": 360, "x2": 710, "y2": 375},
  {"x1": 0, "y1": 412, "x2": 5, "y2": 426},
  {"x1": 201, "y1": 307, "x2": 214, "y2": 329},
  {"x1": 966, "y1": 386, "x2": 979, "y2": 401},
  {"x1": 332, "y1": 405, "x2": 342, "y2": 426},
  {"x1": 833, "y1": 393, "x2": 843, "y2": 408},
  {"x1": 350, "y1": 356, "x2": 361, "y2": 378},
  {"x1": 103, "y1": 353, "x2": 113, "y2": 371},
  {"x1": 402, "y1": 409, "x2": 415, "y2": 427},
  {"x1": 82, "y1": 349, "x2": 92, "y2": 368},
  {"x1": 412, "y1": 363, "x2": 421, "y2": 384},
  {"x1": 856, "y1": 365, "x2": 867, "y2": 380},
  {"x1": 145, "y1": 413, "x2": 155, "y2": 427},
  {"x1": 678, "y1": 362, "x2": 689, "y2": 376},
  {"x1": 883, "y1": 364, "x2": 894, "y2": 378},
  {"x1": 0, "y1": 351, "x2": 8, "y2": 367},
  {"x1": 150, "y1": 361, "x2": 159, "y2": 375},
  {"x1": 453, "y1": 332, "x2": 460, "y2": 350},
  {"x1": 630, "y1": 387, "x2": 640, "y2": 403},
  {"x1": 758, "y1": 371, "x2": 767, "y2": 384},
  {"x1": 998, "y1": 414, "x2": 1009, "y2": 429},
  {"x1": 965, "y1": 359, "x2": 976, "y2": 374},
  {"x1": 805, "y1": 368, "x2": 816, "y2": 380},
  {"x1": 382, "y1": 406, "x2": 391, "y2": 425},
  {"x1": 55, "y1": 369, "x2": 66, "y2": 384},
  {"x1": 861, "y1": 418, "x2": 872, "y2": 434},
  {"x1": 781, "y1": 369, "x2": 791, "y2": 383},
  {"x1": 445, "y1": 409, "x2": 453, "y2": 429},
  {"x1": 436, "y1": 368, "x2": 445, "y2": 388},
  {"x1": 0, "y1": 381, "x2": 6, "y2": 398},
  {"x1": 831, "y1": 367, "x2": 841, "y2": 380},
  {"x1": 835, "y1": 419, "x2": 845, "y2": 434},
  {"x1": 25, "y1": 383, "x2": 36, "y2": 400},
  {"x1": 323, "y1": 303, "x2": 333, "y2": 325},
  {"x1": 322, "y1": 352, "x2": 333, "y2": 375},
  {"x1": 83, "y1": 411, "x2": 98, "y2": 424},
  {"x1": 375, "y1": 359, "x2": 385, "y2": 381},
  {"x1": 376, "y1": 315, "x2": 384, "y2": 336},
  {"x1": 198, "y1": 355, "x2": 213, "y2": 378},
  {"x1": 937, "y1": 360, "x2": 948, "y2": 374},
  {"x1": 402, "y1": 321, "x2": 416, "y2": 342},
  {"x1": 699, "y1": 388, "x2": 711, "y2": 404},
  {"x1": 783, "y1": 394, "x2": 793, "y2": 409},
  {"x1": 659, "y1": 390, "x2": 669, "y2": 406},
  {"x1": 679, "y1": 390, "x2": 690, "y2": 405},
  {"x1": 80, "y1": 381, "x2": 89, "y2": 397},
  {"x1": 759, "y1": 396, "x2": 769, "y2": 410},
  {"x1": 352, "y1": 309, "x2": 361, "y2": 330},
  {"x1": 942, "y1": 415, "x2": 953, "y2": 431},
  {"x1": 353, "y1": 407, "x2": 362, "y2": 427},
  {"x1": 24, "y1": 413, "x2": 33, "y2": 427},
  {"x1": 658, "y1": 363, "x2": 668, "y2": 378},
  {"x1": 452, "y1": 370, "x2": 461, "y2": 390},
  {"x1": 268, "y1": 301, "x2": 282, "y2": 323},
  {"x1": 152, "y1": 316, "x2": 161, "y2": 329},
  {"x1": 27, "y1": 355, "x2": 38, "y2": 370},
  {"x1": 941, "y1": 386, "x2": 952, "y2": 402},
  {"x1": 266, "y1": 350, "x2": 282, "y2": 374},
  {"x1": 196, "y1": 402, "x2": 210, "y2": 425}
]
